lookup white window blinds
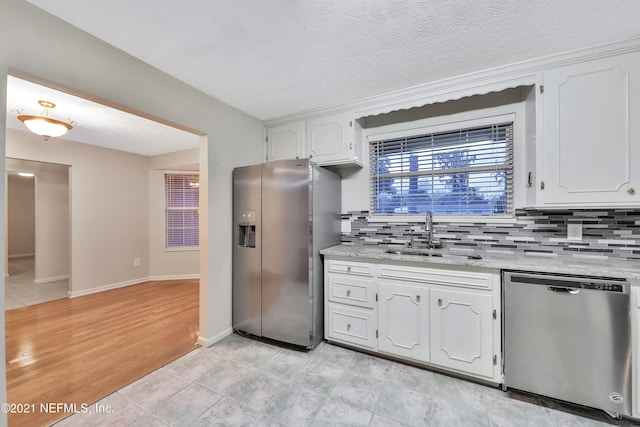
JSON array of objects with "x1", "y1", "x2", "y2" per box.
[
  {"x1": 370, "y1": 121, "x2": 513, "y2": 216},
  {"x1": 165, "y1": 173, "x2": 199, "y2": 247}
]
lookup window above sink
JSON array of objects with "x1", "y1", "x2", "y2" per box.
[{"x1": 369, "y1": 114, "x2": 515, "y2": 219}]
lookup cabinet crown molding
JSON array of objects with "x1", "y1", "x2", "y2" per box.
[{"x1": 265, "y1": 36, "x2": 640, "y2": 127}]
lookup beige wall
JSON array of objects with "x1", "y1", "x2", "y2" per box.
[
  {"x1": 34, "y1": 163, "x2": 69, "y2": 283},
  {"x1": 148, "y1": 148, "x2": 200, "y2": 279},
  {"x1": 7, "y1": 174, "x2": 35, "y2": 258},
  {"x1": 0, "y1": 1, "x2": 265, "y2": 416},
  {"x1": 7, "y1": 129, "x2": 149, "y2": 293}
]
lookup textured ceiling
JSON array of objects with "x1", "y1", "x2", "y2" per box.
[{"x1": 24, "y1": 0, "x2": 640, "y2": 121}]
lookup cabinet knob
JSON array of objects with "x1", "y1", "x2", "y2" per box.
[
  {"x1": 540, "y1": 181, "x2": 545, "y2": 190},
  {"x1": 416, "y1": 295, "x2": 421, "y2": 302},
  {"x1": 347, "y1": 266, "x2": 351, "y2": 273},
  {"x1": 347, "y1": 323, "x2": 351, "y2": 331},
  {"x1": 628, "y1": 188, "x2": 636, "y2": 195},
  {"x1": 438, "y1": 298, "x2": 442, "y2": 306},
  {"x1": 346, "y1": 290, "x2": 351, "y2": 297}
]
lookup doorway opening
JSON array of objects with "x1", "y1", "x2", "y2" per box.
[{"x1": 5, "y1": 158, "x2": 70, "y2": 309}]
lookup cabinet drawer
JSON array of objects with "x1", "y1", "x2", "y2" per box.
[
  {"x1": 327, "y1": 275, "x2": 376, "y2": 308},
  {"x1": 326, "y1": 304, "x2": 377, "y2": 350},
  {"x1": 378, "y1": 264, "x2": 493, "y2": 290},
  {"x1": 328, "y1": 260, "x2": 375, "y2": 277}
]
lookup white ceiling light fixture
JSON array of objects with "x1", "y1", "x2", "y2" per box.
[
  {"x1": 16, "y1": 100, "x2": 74, "y2": 141},
  {"x1": 18, "y1": 172, "x2": 35, "y2": 177}
]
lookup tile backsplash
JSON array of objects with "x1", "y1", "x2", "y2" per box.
[{"x1": 340, "y1": 209, "x2": 640, "y2": 261}]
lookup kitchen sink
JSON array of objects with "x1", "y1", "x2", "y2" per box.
[{"x1": 383, "y1": 249, "x2": 482, "y2": 260}]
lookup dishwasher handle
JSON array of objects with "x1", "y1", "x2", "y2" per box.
[{"x1": 547, "y1": 286, "x2": 580, "y2": 295}]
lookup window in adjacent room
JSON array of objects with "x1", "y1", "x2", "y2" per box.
[
  {"x1": 165, "y1": 172, "x2": 199, "y2": 248},
  {"x1": 369, "y1": 116, "x2": 513, "y2": 217}
]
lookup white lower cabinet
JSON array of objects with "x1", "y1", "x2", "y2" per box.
[
  {"x1": 324, "y1": 256, "x2": 502, "y2": 384},
  {"x1": 326, "y1": 303, "x2": 377, "y2": 350},
  {"x1": 324, "y1": 259, "x2": 377, "y2": 351},
  {"x1": 430, "y1": 288, "x2": 495, "y2": 378},
  {"x1": 378, "y1": 280, "x2": 429, "y2": 362}
]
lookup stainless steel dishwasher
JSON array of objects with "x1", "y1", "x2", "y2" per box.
[{"x1": 503, "y1": 271, "x2": 631, "y2": 417}]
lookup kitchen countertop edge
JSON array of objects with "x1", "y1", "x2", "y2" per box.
[{"x1": 320, "y1": 244, "x2": 640, "y2": 286}]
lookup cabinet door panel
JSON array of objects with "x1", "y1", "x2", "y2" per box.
[
  {"x1": 378, "y1": 280, "x2": 429, "y2": 362},
  {"x1": 430, "y1": 289, "x2": 494, "y2": 378},
  {"x1": 306, "y1": 114, "x2": 363, "y2": 166},
  {"x1": 267, "y1": 122, "x2": 305, "y2": 161},
  {"x1": 538, "y1": 51, "x2": 640, "y2": 206}
]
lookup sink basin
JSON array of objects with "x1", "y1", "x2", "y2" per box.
[{"x1": 384, "y1": 249, "x2": 482, "y2": 260}]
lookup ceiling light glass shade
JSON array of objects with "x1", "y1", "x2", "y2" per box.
[
  {"x1": 17, "y1": 100, "x2": 73, "y2": 139},
  {"x1": 18, "y1": 172, "x2": 35, "y2": 177},
  {"x1": 18, "y1": 115, "x2": 72, "y2": 137}
]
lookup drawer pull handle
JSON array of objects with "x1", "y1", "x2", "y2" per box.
[
  {"x1": 347, "y1": 323, "x2": 351, "y2": 331},
  {"x1": 346, "y1": 290, "x2": 351, "y2": 297},
  {"x1": 629, "y1": 188, "x2": 636, "y2": 195},
  {"x1": 416, "y1": 295, "x2": 421, "y2": 302},
  {"x1": 347, "y1": 266, "x2": 352, "y2": 273},
  {"x1": 438, "y1": 298, "x2": 442, "y2": 306}
]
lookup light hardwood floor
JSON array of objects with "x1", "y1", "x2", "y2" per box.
[{"x1": 5, "y1": 279, "x2": 199, "y2": 427}]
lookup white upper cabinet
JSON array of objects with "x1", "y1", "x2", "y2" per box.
[
  {"x1": 266, "y1": 114, "x2": 363, "y2": 166},
  {"x1": 306, "y1": 113, "x2": 363, "y2": 167},
  {"x1": 266, "y1": 121, "x2": 305, "y2": 161},
  {"x1": 535, "y1": 51, "x2": 640, "y2": 207}
]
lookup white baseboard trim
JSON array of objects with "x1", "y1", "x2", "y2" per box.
[
  {"x1": 69, "y1": 277, "x2": 149, "y2": 298},
  {"x1": 147, "y1": 274, "x2": 200, "y2": 281},
  {"x1": 68, "y1": 275, "x2": 201, "y2": 298},
  {"x1": 198, "y1": 328, "x2": 233, "y2": 347},
  {"x1": 34, "y1": 275, "x2": 69, "y2": 285},
  {"x1": 8, "y1": 253, "x2": 35, "y2": 259}
]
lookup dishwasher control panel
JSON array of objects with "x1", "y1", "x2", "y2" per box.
[
  {"x1": 509, "y1": 273, "x2": 629, "y2": 293},
  {"x1": 577, "y1": 282, "x2": 625, "y2": 292}
]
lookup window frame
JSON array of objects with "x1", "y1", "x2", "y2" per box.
[
  {"x1": 164, "y1": 171, "x2": 200, "y2": 251},
  {"x1": 367, "y1": 113, "x2": 517, "y2": 222}
]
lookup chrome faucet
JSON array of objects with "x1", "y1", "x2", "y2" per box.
[
  {"x1": 425, "y1": 211, "x2": 433, "y2": 247},
  {"x1": 425, "y1": 210, "x2": 440, "y2": 249}
]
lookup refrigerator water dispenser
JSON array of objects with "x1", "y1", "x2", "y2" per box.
[{"x1": 238, "y1": 210, "x2": 256, "y2": 248}]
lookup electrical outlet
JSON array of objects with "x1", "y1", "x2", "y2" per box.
[
  {"x1": 133, "y1": 258, "x2": 141, "y2": 267},
  {"x1": 567, "y1": 223, "x2": 582, "y2": 241},
  {"x1": 341, "y1": 220, "x2": 351, "y2": 233}
]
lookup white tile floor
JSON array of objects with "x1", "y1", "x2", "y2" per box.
[
  {"x1": 55, "y1": 334, "x2": 636, "y2": 426},
  {"x1": 5, "y1": 257, "x2": 69, "y2": 310}
]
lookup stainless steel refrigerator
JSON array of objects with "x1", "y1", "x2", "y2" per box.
[{"x1": 232, "y1": 159, "x2": 341, "y2": 349}]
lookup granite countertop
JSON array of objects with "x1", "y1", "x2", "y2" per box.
[{"x1": 320, "y1": 244, "x2": 640, "y2": 285}]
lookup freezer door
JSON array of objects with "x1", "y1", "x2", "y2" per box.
[
  {"x1": 261, "y1": 159, "x2": 312, "y2": 347},
  {"x1": 232, "y1": 165, "x2": 262, "y2": 336}
]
